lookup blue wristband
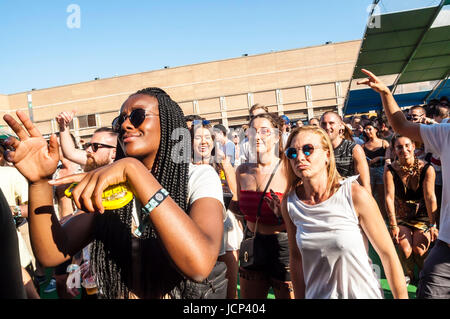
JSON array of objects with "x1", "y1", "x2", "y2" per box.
[{"x1": 133, "y1": 188, "x2": 169, "y2": 237}]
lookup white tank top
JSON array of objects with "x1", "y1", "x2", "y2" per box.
[{"x1": 287, "y1": 176, "x2": 383, "y2": 299}]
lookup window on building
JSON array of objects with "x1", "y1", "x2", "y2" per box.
[{"x1": 78, "y1": 114, "x2": 97, "y2": 129}]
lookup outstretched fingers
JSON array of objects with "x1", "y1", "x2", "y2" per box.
[
  {"x1": 3, "y1": 114, "x2": 30, "y2": 141},
  {"x1": 17, "y1": 110, "x2": 42, "y2": 138}
]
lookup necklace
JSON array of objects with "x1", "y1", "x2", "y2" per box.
[{"x1": 397, "y1": 157, "x2": 419, "y2": 176}]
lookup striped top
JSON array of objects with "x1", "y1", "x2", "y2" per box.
[{"x1": 334, "y1": 139, "x2": 357, "y2": 177}]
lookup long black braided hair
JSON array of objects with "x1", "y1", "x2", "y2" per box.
[{"x1": 90, "y1": 88, "x2": 192, "y2": 298}]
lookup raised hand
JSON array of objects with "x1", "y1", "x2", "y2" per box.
[
  {"x1": 264, "y1": 189, "x2": 282, "y2": 219},
  {"x1": 56, "y1": 110, "x2": 76, "y2": 131},
  {"x1": 356, "y1": 69, "x2": 391, "y2": 94},
  {"x1": 3, "y1": 111, "x2": 60, "y2": 182},
  {"x1": 49, "y1": 157, "x2": 141, "y2": 213}
]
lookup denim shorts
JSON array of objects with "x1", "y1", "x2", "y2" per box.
[
  {"x1": 239, "y1": 228, "x2": 291, "y2": 282},
  {"x1": 370, "y1": 166, "x2": 385, "y2": 185}
]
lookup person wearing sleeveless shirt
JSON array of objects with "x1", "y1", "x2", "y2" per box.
[
  {"x1": 362, "y1": 121, "x2": 390, "y2": 220},
  {"x1": 281, "y1": 126, "x2": 407, "y2": 299},
  {"x1": 320, "y1": 111, "x2": 372, "y2": 194},
  {"x1": 384, "y1": 135, "x2": 438, "y2": 284},
  {"x1": 229, "y1": 113, "x2": 293, "y2": 299},
  {"x1": 357, "y1": 68, "x2": 450, "y2": 299}
]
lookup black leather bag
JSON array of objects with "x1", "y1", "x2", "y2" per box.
[
  {"x1": 239, "y1": 231, "x2": 258, "y2": 268},
  {"x1": 183, "y1": 261, "x2": 228, "y2": 299},
  {"x1": 239, "y1": 160, "x2": 281, "y2": 268}
]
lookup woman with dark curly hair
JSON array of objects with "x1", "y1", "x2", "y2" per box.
[{"x1": 384, "y1": 134, "x2": 438, "y2": 284}]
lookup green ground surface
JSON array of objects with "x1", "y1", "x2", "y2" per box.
[{"x1": 40, "y1": 244, "x2": 416, "y2": 299}]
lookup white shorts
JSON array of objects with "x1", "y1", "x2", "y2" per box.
[{"x1": 224, "y1": 210, "x2": 244, "y2": 252}]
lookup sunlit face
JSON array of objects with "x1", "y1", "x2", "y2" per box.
[
  {"x1": 320, "y1": 113, "x2": 343, "y2": 141},
  {"x1": 364, "y1": 125, "x2": 378, "y2": 139},
  {"x1": 248, "y1": 117, "x2": 278, "y2": 155},
  {"x1": 193, "y1": 127, "x2": 214, "y2": 161},
  {"x1": 118, "y1": 94, "x2": 161, "y2": 163},
  {"x1": 394, "y1": 137, "x2": 415, "y2": 162},
  {"x1": 309, "y1": 118, "x2": 320, "y2": 127},
  {"x1": 231, "y1": 133, "x2": 239, "y2": 144},
  {"x1": 289, "y1": 131, "x2": 330, "y2": 179},
  {"x1": 288, "y1": 131, "x2": 329, "y2": 180},
  {"x1": 84, "y1": 131, "x2": 117, "y2": 171},
  {"x1": 409, "y1": 108, "x2": 424, "y2": 123}
]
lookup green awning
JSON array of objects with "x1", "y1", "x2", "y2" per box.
[{"x1": 345, "y1": 0, "x2": 450, "y2": 114}]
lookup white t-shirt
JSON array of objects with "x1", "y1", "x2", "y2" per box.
[
  {"x1": 0, "y1": 167, "x2": 32, "y2": 267},
  {"x1": 131, "y1": 163, "x2": 225, "y2": 230},
  {"x1": 420, "y1": 123, "x2": 450, "y2": 244},
  {"x1": 0, "y1": 167, "x2": 28, "y2": 207}
]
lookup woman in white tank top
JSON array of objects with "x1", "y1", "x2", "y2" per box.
[{"x1": 279, "y1": 126, "x2": 407, "y2": 299}]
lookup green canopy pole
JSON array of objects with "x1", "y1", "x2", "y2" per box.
[{"x1": 27, "y1": 93, "x2": 34, "y2": 122}]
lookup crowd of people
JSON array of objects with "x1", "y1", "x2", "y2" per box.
[{"x1": 0, "y1": 69, "x2": 449, "y2": 299}]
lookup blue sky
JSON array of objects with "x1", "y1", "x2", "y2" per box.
[{"x1": 0, "y1": 0, "x2": 440, "y2": 94}]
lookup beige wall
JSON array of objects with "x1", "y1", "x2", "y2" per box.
[{"x1": 0, "y1": 40, "x2": 361, "y2": 139}]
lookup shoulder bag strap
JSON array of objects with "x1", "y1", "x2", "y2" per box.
[{"x1": 253, "y1": 159, "x2": 282, "y2": 234}]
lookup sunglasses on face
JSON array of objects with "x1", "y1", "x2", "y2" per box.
[
  {"x1": 249, "y1": 127, "x2": 272, "y2": 137},
  {"x1": 112, "y1": 108, "x2": 158, "y2": 132},
  {"x1": 83, "y1": 142, "x2": 116, "y2": 152},
  {"x1": 192, "y1": 119, "x2": 211, "y2": 126},
  {"x1": 285, "y1": 144, "x2": 318, "y2": 159}
]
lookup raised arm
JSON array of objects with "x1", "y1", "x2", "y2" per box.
[
  {"x1": 352, "y1": 182, "x2": 408, "y2": 299},
  {"x1": 3, "y1": 111, "x2": 94, "y2": 267},
  {"x1": 56, "y1": 111, "x2": 87, "y2": 165},
  {"x1": 220, "y1": 156, "x2": 238, "y2": 197},
  {"x1": 51, "y1": 157, "x2": 224, "y2": 282},
  {"x1": 228, "y1": 164, "x2": 243, "y2": 218},
  {"x1": 357, "y1": 69, "x2": 422, "y2": 143}
]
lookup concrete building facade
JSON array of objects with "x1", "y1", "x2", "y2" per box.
[{"x1": 0, "y1": 40, "x2": 360, "y2": 142}]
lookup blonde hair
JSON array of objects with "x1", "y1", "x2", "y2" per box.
[{"x1": 283, "y1": 126, "x2": 342, "y2": 196}]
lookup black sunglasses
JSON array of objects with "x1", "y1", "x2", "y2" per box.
[
  {"x1": 83, "y1": 142, "x2": 116, "y2": 152},
  {"x1": 112, "y1": 108, "x2": 158, "y2": 132},
  {"x1": 285, "y1": 144, "x2": 317, "y2": 159}
]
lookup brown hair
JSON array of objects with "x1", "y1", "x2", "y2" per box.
[
  {"x1": 249, "y1": 103, "x2": 269, "y2": 116},
  {"x1": 249, "y1": 113, "x2": 285, "y2": 158}
]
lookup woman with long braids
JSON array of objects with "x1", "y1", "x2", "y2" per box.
[
  {"x1": 384, "y1": 134, "x2": 438, "y2": 284},
  {"x1": 2, "y1": 88, "x2": 226, "y2": 299}
]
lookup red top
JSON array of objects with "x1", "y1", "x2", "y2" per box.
[{"x1": 239, "y1": 190, "x2": 284, "y2": 225}]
